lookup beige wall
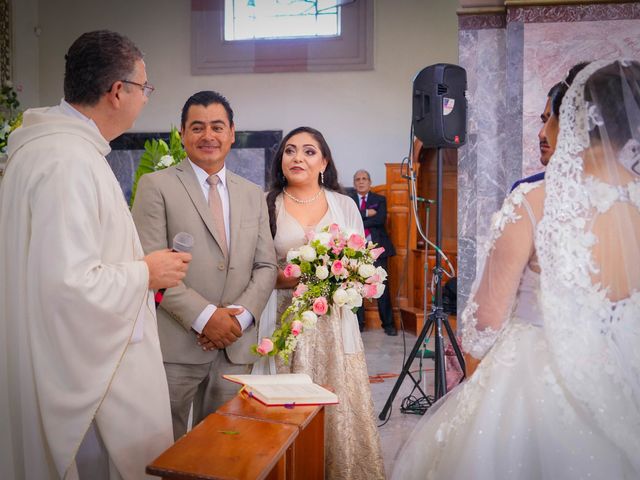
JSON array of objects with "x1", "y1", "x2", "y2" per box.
[{"x1": 13, "y1": 0, "x2": 458, "y2": 184}]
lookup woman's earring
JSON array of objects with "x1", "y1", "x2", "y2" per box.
[{"x1": 320, "y1": 171, "x2": 325, "y2": 185}]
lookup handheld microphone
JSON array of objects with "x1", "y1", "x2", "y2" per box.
[{"x1": 155, "y1": 232, "x2": 194, "y2": 308}]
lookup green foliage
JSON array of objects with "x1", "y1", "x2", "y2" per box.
[
  {"x1": 129, "y1": 126, "x2": 186, "y2": 207},
  {"x1": 0, "y1": 83, "x2": 22, "y2": 154}
]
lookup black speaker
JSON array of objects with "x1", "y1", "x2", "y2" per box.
[{"x1": 412, "y1": 63, "x2": 467, "y2": 148}]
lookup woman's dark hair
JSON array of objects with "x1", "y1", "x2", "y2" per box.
[
  {"x1": 585, "y1": 60, "x2": 640, "y2": 150},
  {"x1": 266, "y1": 126, "x2": 342, "y2": 237},
  {"x1": 181, "y1": 90, "x2": 234, "y2": 129},
  {"x1": 64, "y1": 30, "x2": 143, "y2": 106},
  {"x1": 549, "y1": 62, "x2": 590, "y2": 117}
]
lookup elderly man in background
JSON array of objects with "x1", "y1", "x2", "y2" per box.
[
  {"x1": 350, "y1": 169, "x2": 398, "y2": 336},
  {"x1": 0, "y1": 30, "x2": 190, "y2": 479}
]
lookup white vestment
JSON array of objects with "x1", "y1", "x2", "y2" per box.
[{"x1": 0, "y1": 106, "x2": 173, "y2": 479}]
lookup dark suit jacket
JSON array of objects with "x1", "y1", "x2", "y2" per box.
[
  {"x1": 349, "y1": 191, "x2": 396, "y2": 259},
  {"x1": 511, "y1": 171, "x2": 545, "y2": 192}
]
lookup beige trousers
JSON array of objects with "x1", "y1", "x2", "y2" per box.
[{"x1": 164, "y1": 350, "x2": 251, "y2": 440}]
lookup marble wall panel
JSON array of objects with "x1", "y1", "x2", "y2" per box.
[
  {"x1": 457, "y1": 26, "x2": 507, "y2": 312},
  {"x1": 457, "y1": 28, "x2": 478, "y2": 313},
  {"x1": 505, "y1": 20, "x2": 524, "y2": 187},
  {"x1": 521, "y1": 19, "x2": 640, "y2": 176}
]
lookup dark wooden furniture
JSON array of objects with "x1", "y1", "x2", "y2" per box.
[{"x1": 381, "y1": 147, "x2": 458, "y2": 332}]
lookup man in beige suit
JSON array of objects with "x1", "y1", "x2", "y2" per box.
[{"x1": 132, "y1": 90, "x2": 277, "y2": 439}]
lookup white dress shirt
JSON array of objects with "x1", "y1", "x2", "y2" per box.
[{"x1": 188, "y1": 159, "x2": 254, "y2": 333}]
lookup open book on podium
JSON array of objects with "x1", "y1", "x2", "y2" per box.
[{"x1": 223, "y1": 373, "x2": 339, "y2": 407}]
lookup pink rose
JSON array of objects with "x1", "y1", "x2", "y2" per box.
[
  {"x1": 256, "y1": 338, "x2": 274, "y2": 355},
  {"x1": 283, "y1": 263, "x2": 302, "y2": 278},
  {"x1": 372, "y1": 283, "x2": 385, "y2": 299},
  {"x1": 329, "y1": 223, "x2": 341, "y2": 236},
  {"x1": 331, "y1": 260, "x2": 346, "y2": 276},
  {"x1": 291, "y1": 320, "x2": 303, "y2": 336},
  {"x1": 347, "y1": 233, "x2": 365, "y2": 250},
  {"x1": 364, "y1": 283, "x2": 379, "y2": 299},
  {"x1": 365, "y1": 274, "x2": 380, "y2": 284},
  {"x1": 312, "y1": 296, "x2": 329, "y2": 315},
  {"x1": 305, "y1": 229, "x2": 316, "y2": 242},
  {"x1": 370, "y1": 247, "x2": 385, "y2": 260},
  {"x1": 293, "y1": 283, "x2": 308, "y2": 298}
]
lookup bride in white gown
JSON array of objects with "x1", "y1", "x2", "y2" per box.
[{"x1": 392, "y1": 59, "x2": 640, "y2": 479}]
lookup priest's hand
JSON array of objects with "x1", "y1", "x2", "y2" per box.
[
  {"x1": 144, "y1": 249, "x2": 192, "y2": 290},
  {"x1": 198, "y1": 307, "x2": 243, "y2": 350}
]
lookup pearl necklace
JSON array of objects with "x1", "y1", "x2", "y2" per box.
[{"x1": 283, "y1": 187, "x2": 324, "y2": 204}]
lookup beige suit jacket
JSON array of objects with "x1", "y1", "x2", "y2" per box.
[{"x1": 132, "y1": 160, "x2": 277, "y2": 365}]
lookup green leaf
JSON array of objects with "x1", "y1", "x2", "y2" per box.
[{"x1": 129, "y1": 127, "x2": 186, "y2": 207}]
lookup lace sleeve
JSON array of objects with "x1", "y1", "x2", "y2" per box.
[{"x1": 461, "y1": 182, "x2": 541, "y2": 358}]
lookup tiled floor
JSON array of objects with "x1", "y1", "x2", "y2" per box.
[{"x1": 362, "y1": 327, "x2": 437, "y2": 478}]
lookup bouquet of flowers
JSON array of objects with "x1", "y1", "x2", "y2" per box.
[{"x1": 252, "y1": 223, "x2": 387, "y2": 364}]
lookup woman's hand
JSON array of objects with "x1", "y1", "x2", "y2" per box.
[{"x1": 275, "y1": 268, "x2": 299, "y2": 289}]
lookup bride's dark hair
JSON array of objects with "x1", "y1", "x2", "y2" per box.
[{"x1": 266, "y1": 126, "x2": 343, "y2": 237}]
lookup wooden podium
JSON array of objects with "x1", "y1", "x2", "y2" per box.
[{"x1": 147, "y1": 394, "x2": 325, "y2": 480}]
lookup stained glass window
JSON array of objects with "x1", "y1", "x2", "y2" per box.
[{"x1": 224, "y1": 0, "x2": 341, "y2": 41}]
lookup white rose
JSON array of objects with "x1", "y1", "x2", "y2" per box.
[
  {"x1": 345, "y1": 288, "x2": 363, "y2": 308},
  {"x1": 316, "y1": 232, "x2": 332, "y2": 246},
  {"x1": 301, "y1": 310, "x2": 318, "y2": 327},
  {"x1": 357, "y1": 263, "x2": 376, "y2": 278},
  {"x1": 315, "y1": 265, "x2": 329, "y2": 280},
  {"x1": 157, "y1": 154, "x2": 175, "y2": 168},
  {"x1": 332, "y1": 288, "x2": 349, "y2": 307},
  {"x1": 375, "y1": 266, "x2": 388, "y2": 281},
  {"x1": 286, "y1": 249, "x2": 300, "y2": 262},
  {"x1": 299, "y1": 245, "x2": 317, "y2": 262}
]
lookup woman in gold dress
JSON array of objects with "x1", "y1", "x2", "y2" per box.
[{"x1": 264, "y1": 126, "x2": 385, "y2": 479}]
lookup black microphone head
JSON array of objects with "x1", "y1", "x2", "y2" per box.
[{"x1": 172, "y1": 232, "x2": 194, "y2": 253}]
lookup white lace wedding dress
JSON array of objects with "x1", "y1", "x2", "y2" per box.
[
  {"x1": 393, "y1": 181, "x2": 640, "y2": 479},
  {"x1": 392, "y1": 59, "x2": 640, "y2": 480}
]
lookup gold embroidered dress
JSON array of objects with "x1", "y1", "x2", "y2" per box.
[{"x1": 274, "y1": 190, "x2": 385, "y2": 480}]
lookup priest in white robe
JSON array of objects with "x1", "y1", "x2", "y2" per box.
[{"x1": 0, "y1": 30, "x2": 191, "y2": 479}]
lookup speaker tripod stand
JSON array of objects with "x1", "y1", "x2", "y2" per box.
[{"x1": 379, "y1": 147, "x2": 466, "y2": 420}]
